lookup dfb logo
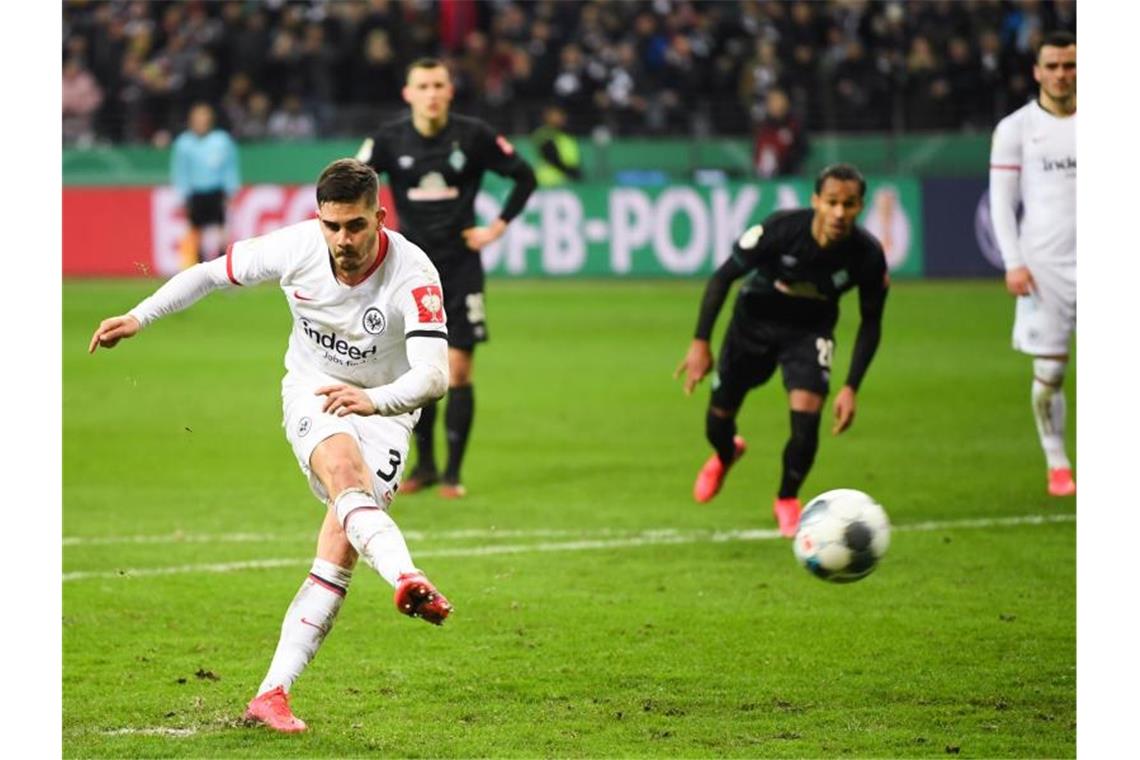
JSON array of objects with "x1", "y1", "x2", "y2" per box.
[{"x1": 412, "y1": 285, "x2": 445, "y2": 323}]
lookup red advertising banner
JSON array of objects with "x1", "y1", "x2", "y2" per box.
[{"x1": 63, "y1": 185, "x2": 400, "y2": 277}]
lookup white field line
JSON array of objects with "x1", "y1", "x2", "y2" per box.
[
  {"x1": 63, "y1": 513, "x2": 1074, "y2": 583},
  {"x1": 100, "y1": 727, "x2": 200, "y2": 737},
  {"x1": 62, "y1": 526, "x2": 631, "y2": 547}
]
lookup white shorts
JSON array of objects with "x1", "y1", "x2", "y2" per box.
[
  {"x1": 282, "y1": 383, "x2": 420, "y2": 506},
  {"x1": 1012, "y1": 262, "x2": 1075, "y2": 356}
]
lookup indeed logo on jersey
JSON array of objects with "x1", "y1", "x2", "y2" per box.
[
  {"x1": 1042, "y1": 155, "x2": 1076, "y2": 173},
  {"x1": 301, "y1": 319, "x2": 378, "y2": 361}
]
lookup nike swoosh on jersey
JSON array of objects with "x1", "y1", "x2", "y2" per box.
[{"x1": 293, "y1": 290, "x2": 317, "y2": 301}]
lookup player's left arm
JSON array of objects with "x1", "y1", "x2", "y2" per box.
[
  {"x1": 319, "y1": 278, "x2": 450, "y2": 417},
  {"x1": 462, "y1": 128, "x2": 537, "y2": 250},
  {"x1": 834, "y1": 258, "x2": 889, "y2": 434},
  {"x1": 318, "y1": 335, "x2": 449, "y2": 417}
]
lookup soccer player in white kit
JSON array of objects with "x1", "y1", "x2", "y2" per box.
[
  {"x1": 89, "y1": 159, "x2": 454, "y2": 733},
  {"x1": 989, "y1": 30, "x2": 1077, "y2": 497}
]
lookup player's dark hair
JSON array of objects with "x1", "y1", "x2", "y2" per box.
[
  {"x1": 1037, "y1": 30, "x2": 1076, "y2": 58},
  {"x1": 407, "y1": 57, "x2": 447, "y2": 80},
  {"x1": 316, "y1": 159, "x2": 378, "y2": 208},
  {"x1": 814, "y1": 163, "x2": 866, "y2": 199}
]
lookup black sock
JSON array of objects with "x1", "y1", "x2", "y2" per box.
[
  {"x1": 706, "y1": 409, "x2": 737, "y2": 465},
  {"x1": 778, "y1": 410, "x2": 821, "y2": 499},
  {"x1": 412, "y1": 400, "x2": 438, "y2": 475},
  {"x1": 443, "y1": 385, "x2": 474, "y2": 483}
]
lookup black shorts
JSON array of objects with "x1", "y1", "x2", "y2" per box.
[
  {"x1": 187, "y1": 190, "x2": 226, "y2": 227},
  {"x1": 438, "y1": 254, "x2": 488, "y2": 350},
  {"x1": 710, "y1": 319, "x2": 835, "y2": 410}
]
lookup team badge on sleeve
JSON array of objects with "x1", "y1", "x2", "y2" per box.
[{"x1": 412, "y1": 285, "x2": 446, "y2": 323}]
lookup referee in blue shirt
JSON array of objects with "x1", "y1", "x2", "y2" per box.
[{"x1": 171, "y1": 103, "x2": 241, "y2": 265}]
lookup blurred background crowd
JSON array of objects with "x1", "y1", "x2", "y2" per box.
[{"x1": 62, "y1": 0, "x2": 1076, "y2": 149}]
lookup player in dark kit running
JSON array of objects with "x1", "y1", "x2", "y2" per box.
[
  {"x1": 674, "y1": 164, "x2": 888, "y2": 537},
  {"x1": 357, "y1": 58, "x2": 536, "y2": 498}
]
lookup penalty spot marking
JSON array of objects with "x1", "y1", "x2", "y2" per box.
[{"x1": 63, "y1": 513, "x2": 1074, "y2": 583}]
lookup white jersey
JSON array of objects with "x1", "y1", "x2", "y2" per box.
[
  {"x1": 223, "y1": 221, "x2": 447, "y2": 389},
  {"x1": 989, "y1": 100, "x2": 1076, "y2": 269}
]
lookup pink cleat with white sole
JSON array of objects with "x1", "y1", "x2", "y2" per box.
[
  {"x1": 693, "y1": 436, "x2": 747, "y2": 503},
  {"x1": 244, "y1": 686, "x2": 307, "y2": 733},
  {"x1": 1047, "y1": 467, "x2": 1076, "y2": 497},
  {"x1": 773, "y1": 497, "x2": 803, "y2": 538}
]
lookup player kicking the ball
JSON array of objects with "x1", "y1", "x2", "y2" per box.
[
  {"x1": 989, "y1": 30, "x2": 1077, "y2": 497},
  {"x1": 89, "y1": 159, "x2": 453, "y2": 733},
  {"x1": 675, "y1": 164, "x2": 888, "y2": 537}
]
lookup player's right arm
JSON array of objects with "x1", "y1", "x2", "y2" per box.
[
  {"x1": 88, "y1": 258, "x2": 231, "y2": 353},
  {"x1": 989, "y1": 114, "x2": 1033, "y2": 296},
  {"x1": 674, "y1": 222, "x2": 769, "y2": 394},
  {"x1": 90, "y1": 231, "x2": 288, "y2": 353}
]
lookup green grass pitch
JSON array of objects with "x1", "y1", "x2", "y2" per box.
[{"x1": 63, "y1": 278, "x2": 1075, "y2": 758}]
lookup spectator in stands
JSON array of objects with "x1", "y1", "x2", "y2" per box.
[
  {"x1": 62, "y1": 0, "x2": 1078, "y2": 143},
  {"x1": 62, "y1": 57, "x2": 104, "y2": 147},
  {"x1": 236, "y1": 91, "x2": 272, "y2": 141},
  {"x1": 552, "y1": 43, "x2": 597, "y2": 134},
  {"x1": 268, "y1": 95, "x2": 318, "y2": 141},
  {"x1": 904, "y1": 35, "x2": 951, "y2": 130},
  {"x1": 752, "y1": 88, "x2": 807, "y2": 178},
  {"x1": 170, "y1": 102, "x2": 240, "y2": 266},
  {"x1": 596, "y1": 41, "x2": 650, "y2": 136},
  {"x1": 944, "y1": 36, "x2": 985, "y2": 129},
  {"x1": 221, "y1": 73, "x2": 253, "y2": 135}
]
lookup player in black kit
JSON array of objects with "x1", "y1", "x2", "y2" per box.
[
  {"x1": 357, "y1": 58, "x2": 536, "y2": 498},
  {"x1": 674, "y1": 164, "x2": 888, "y2": 537}
]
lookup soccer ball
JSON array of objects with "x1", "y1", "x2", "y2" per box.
[{"x1": 793, "y1": 489, "x2": 891, "y2": 583}]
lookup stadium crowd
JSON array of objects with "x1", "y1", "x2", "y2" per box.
[{"x1": 62, "y1": 0, "x2": 1076, "y2": 147}]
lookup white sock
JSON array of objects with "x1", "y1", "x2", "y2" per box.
[
  {"x1": 1032, "y1": 358, "x2": 1071, "y2": 470},
  {"x1": 257, "y1": 558, "x2": 352, "y2": 695},
  {"x1": 333, "y1": 489, "x2": 417, "y2": 586}
]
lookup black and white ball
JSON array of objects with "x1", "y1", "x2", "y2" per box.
[{"x1": 793, "y1": 489, "x2": 891, "y2": 583}]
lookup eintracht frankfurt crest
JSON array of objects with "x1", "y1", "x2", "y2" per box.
[{"x1": 362, "y1": 307, "x2": 386, "y2": 335}]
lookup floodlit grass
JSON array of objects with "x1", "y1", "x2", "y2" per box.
[{"x1": 63, "y1": 278, "x2": 1074, "y2": 758}]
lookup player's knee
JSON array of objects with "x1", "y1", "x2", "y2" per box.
[
  {"x1": 448, "y1": 354, "x2": 473, "y2": 385},
  {"x1": 322, "y1": 456, "x2": 372, "y2": 496},
  {"x1": 1033, "y1": 357, "x2": 1067, "y2": 387}
]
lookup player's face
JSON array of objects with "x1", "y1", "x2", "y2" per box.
[
  {"x1": 811, "y1": 179, "x2": 864, "y2": 244},
  {"x1": 403, "y1": 65, "x2": 454, "y2": 122},
  {"x1": 1034, "y1": 44, "x2": 1076, "y2": 102},
  {"x1": 318, "y1": 199, "x2": 386, "y2": 276}
]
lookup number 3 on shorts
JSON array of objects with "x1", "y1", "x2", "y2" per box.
[{"x1": 815, "y1": 337, "x2": 835, "y2": 368}]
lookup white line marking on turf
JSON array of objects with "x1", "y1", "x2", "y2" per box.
[
  {"x1": 100, "y1": 727, "x2": 200, "y2": 737},
  {"x1": 62, "y1": 527, "x2": 631, "y2": 547},
  {"x1": 62, "y1": 513, "x2": 1074, "y2": 583}
]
